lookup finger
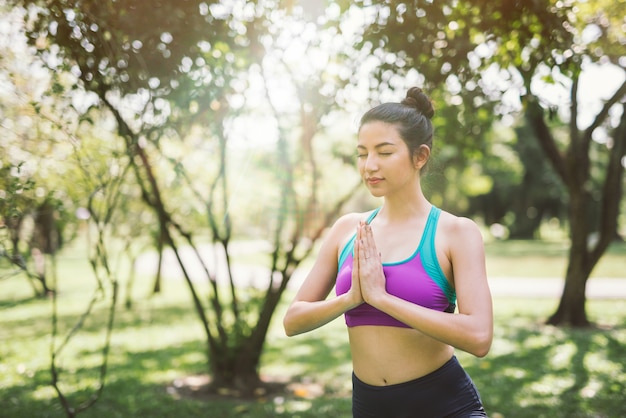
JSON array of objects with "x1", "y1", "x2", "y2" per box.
[
  {"x1": 363, "y1": 224, "x2": 375, "y2": 257},
  {"x1": 359, "y1": 228, "x2": 371, "y2": 259},
  {"x1": 355, "y1": 224, "x2": 363, "y2": 260},
  {"x1": 358, "y1": 238, "x2": 367, "y2": 260}
]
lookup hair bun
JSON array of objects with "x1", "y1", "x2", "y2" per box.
[{"x1": 401, "y1": 87, "x2": 435, "y2": 119}]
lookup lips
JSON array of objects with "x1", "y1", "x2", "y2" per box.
[{"x1": 366, "y1": 177, "x2": 383, "y2": 185}]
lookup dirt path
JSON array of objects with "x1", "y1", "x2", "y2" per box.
[{"x1": 487, "y1": 277, "x2": 626, "y2": 299}]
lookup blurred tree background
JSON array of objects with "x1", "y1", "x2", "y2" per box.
[{"x1": 1, "y1": 0, "x2": 624, "y2": 414}]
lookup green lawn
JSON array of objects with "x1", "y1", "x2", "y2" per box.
[
  {"x1": 484, "y1": 240, "x2": 626, "y2": 278},
  {"x1": 1, "y1": 240, "x2": 625, "y2": 417}
]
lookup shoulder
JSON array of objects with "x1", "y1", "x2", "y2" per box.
[
  {"x1": 310, "y1": 209, "x2": 378, "y2": 267},
  {"x1": 326, "y1": 209, "x2": 377, "y2": 244},
  {"x1": 334, "y1": 210, "x2": 372, "y2": 227},
  {"x1": 435, "y1": 210, "x2": 486, "y2": 276},
  {"x1": 438, "y1": 210, "x2": 480, "y2": 231},
  {"x1": 436, "y1": 209, "x2": 484, "y2": 245},
  {"x1": 334, "y1": 209, "x2": 378, "y2": 228}
]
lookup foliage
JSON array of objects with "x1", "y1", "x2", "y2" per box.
[
  {"x1": 47, "y1": 136, "x2": 138, "y2": 416},
  {"x1": 0, "y1": 4, "x2": 84, "y2": 295},
  {"x1": 0, "y1": 163, "x2": 35, "y2": 225},
  {"x1": 20, "y1": 0, "x2": 258, "y2": 104},
  {"x1": 0, "y1": 163, "x2": 38, "y2": 291},
  {"x1": 8, "y1": 0, "x2": 371, "y2": 398},
  {"x1": 9, "y1": 0, "x2": 263, "y2": 396},
  {"x1": 356, "y1": 0, "x2": 626, "y2": 326},
  {"x1": 469, "y1": 118, "x2": 569, "y2": 239}
]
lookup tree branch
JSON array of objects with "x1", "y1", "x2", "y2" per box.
[
  {"x1": 523, "y1": 94, "x2": 568, "y2": 183},
  {"x1": 569, "y1": 72, "x2": 580, "y2": 145},
  {"x1": 583, "y1": 79, "x2": 626, "y2": 145},
  {"x1": 592, "y1": 102, "x2": 626, "y2": 262},
  {"x1": 100, "y1": 95, "x2": 220, "y2": 353}
]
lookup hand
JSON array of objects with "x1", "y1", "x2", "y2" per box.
[
  {"x1": 356, "y1": 222, "x2": 386, "y2": 305},
  {"x1": 348, "y1": 223, "x2": 365, "y2": 308}
]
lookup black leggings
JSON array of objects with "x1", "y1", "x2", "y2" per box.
[{"x1": 352, "y1": 356, "x2": 487, "y2": 418}]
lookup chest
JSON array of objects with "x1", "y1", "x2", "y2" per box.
[{"x1": 370, "y1": 223, "x2": 425, "y2": 263}]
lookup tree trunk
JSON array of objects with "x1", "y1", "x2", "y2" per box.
[
  {"x1": 547, "y1": 168, "x2": 593, "y2": 327},
  {"x1": 547, "y1": 246, "x2": 592, "y2": 327},
  {"x1": 210, "y1": 344, "x2": 263, "y2": 395},
  {"x1": 152, "y1": 229, "x2": 165, "y2": 294},
  {"x1": 208, "y1": 279, "x2": 286, "y2": 395},
  {"x1": 546, "y1": 92, "x2": 626, "y2": 327}
]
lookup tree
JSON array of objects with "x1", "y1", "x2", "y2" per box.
[
  {"x1": 49, "y1": 132, "x2": 133, "y2": 418},
  {"x1": 0, "y1": 4, "x2": 68, "y2": 297},
  {"x1": 0, "y1": 163, "x2": 45, "y2": 293},
  {"x1": 355, "y1": 0, "x2": 626, "y2": 327},
  {"x1": 14, "y1": 0, "x2": 267, "y2": 395},
  {"x1": 1, "y1": 6, "x2": 148, "y2": 416},
  {"x1": 469, "y1": 120, "x2": 568, "y2": 239},
  {"x1": 15, "y1": 0, "x2": 365, "y2": 396}
]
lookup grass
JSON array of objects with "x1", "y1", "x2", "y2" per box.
[
  {"x1": 0, "y1": 240, "x2": 625, "y2": 418},
  {"x1": 484, "y1": 240, "x2": 626, "y2": 278}
]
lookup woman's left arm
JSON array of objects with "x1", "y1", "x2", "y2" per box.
[{"x1": 360, "y1": 218, "x2": 493, "y2": 357}]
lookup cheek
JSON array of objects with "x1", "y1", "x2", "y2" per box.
[
  {"x1": 357, "y1": 159, "x2": 366, "y2": 174},
  {"x1": 394, "y1": 157, "x2": 419, "y2": 178}
]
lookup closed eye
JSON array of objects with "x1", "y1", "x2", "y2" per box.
[{"x1": 357, "y1": 152, "x2": 392, "y2": 158}]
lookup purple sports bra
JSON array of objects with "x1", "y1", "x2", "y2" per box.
[{"x1": 335, "y1": 206, "x2": 456, "y2": 328}]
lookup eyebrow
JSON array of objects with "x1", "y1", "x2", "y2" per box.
[{"x1": 357, "y1": 142, "x2": 398, "y2": 150}]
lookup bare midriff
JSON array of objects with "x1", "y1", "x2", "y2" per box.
[{"x1": 348, "y1": 325, "x2": 454, "y2": 386}]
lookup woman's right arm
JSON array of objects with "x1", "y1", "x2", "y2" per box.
[{"x1": 283, "y1": 216, "x2": 363, "y2": 336}]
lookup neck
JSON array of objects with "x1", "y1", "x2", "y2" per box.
[{"x1": 379, "y1": 184, "x2": 430, "y2": 221}]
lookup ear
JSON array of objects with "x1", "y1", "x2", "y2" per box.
[{"x1": 413, "y1": 144, "x2": 430, "y2": 170}]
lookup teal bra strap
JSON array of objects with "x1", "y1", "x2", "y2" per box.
[
  {"x1": 337, "y1": 208, "x2": 381, "y2": 270},
  {"x1": 420, "y1": 207, "x2": 456, "y2": 303}
]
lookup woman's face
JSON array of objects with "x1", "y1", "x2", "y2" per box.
[{"x1": 357, "y1": 121, "x2": 421, "y2": 198}]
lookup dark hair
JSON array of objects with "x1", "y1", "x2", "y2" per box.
[{"x1": 359, "y1": 87, "x2": 435, "y2": 159}]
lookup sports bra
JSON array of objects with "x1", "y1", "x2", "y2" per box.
[{"x1": 335, "y1": 206, "x2": 456, "y2": 328}]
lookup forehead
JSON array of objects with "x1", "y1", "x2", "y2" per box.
[{"x1": 357, "y1": 121, "x2": 403, "y2": 147}]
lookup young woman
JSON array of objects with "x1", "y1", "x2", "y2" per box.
[{"x1": 283, "y1": 87, "x2": 493, "y2": 417}]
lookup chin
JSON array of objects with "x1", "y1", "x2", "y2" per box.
[{"x1": 368, "y1": 189, "x2": 386, "y2": 198}]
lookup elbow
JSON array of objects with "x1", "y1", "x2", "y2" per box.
[
  {"x1": 471, "y1": 330, "x2": 493, "y2": 358},
  {"x1": 284, "y1": 324, "x2": 297, "y2": 337},
  {"x1": 283, "y1": 318, "x2": 295, "y2": 337},
  {"x1": 283, "y1": 313, "x2": 300, "y2": 337},
  {"x1": 284, "y1": 315, "x2": 315, "y2": 337},
  {"x1": 473, "y1": 344, "x2": 491, "y2": 358}
]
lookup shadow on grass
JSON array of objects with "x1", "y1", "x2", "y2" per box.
[
  {"x1": 1, "y1": 334, "x2": 353, "y2": 418},
  {"x1": 464, "y1": 319, "x2": 626, "y2": 418},
  {"x1": 1, "y1": 337, "x2": 197, "y2": 418},
  {"x1": 262, "y1": 324, "x2": 352, "y2": 381},
  {"x1": 2, "y1": 297, "x2": 202, "y2": 341},
  {"x1": 2, "y1": 299, "x2": 352, "y2": 418},
  {"x1": 0, "y1": 294, "x2": 41, "y2": 309}
]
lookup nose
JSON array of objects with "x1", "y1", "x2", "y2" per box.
[{"x1": 363, "y1": 154, "x2": 379, "y2": 173}]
